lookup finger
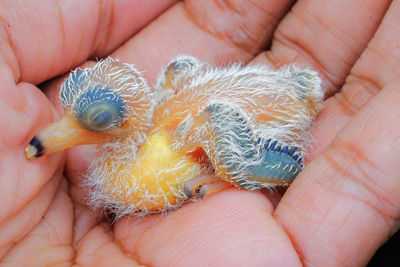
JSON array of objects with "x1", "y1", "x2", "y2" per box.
[
  {"x1": 63, "y1": 141, "x2": 105, "y2": 247},
  {"x1": 0, "y1": 171, "x2": 61, "y2": 258},
  {"x1": 75, "y1": 223, "x2": 142, "y2": 267},
  {"x1": 275, "y1": 77, "x2": 400, "y2": 266},
  {"x1": 391, "y1": 221, "x2": 400, "y2": 236},
  {"x1": 0, "y1": 0, "x2": 177, "y2": 84},
  {"x1": 251, "y1": 0, "x2": 391, "y2": 96},
  {"x1": 70, "y1": 180, "x2": 105, "y2": 247},
  {"x1": 114, "y1": 214, "x2": 163, "y2": 254},
  {"x1": 0, "y1": 81, "x2": 64, "y2": 222},
  {"x1": 113, "y1": 0, "x2": 295, "y2": 82},
  {"x1": 310, "y1": 0, "x2": 400, "y2": 159},
  {"x1": 116, "y1": 190, "x2": 302, "y2": 266},
  {"x1": 0, "y1": 179, "x2": 74, "y2": 266},
  {"x1": 0, "y1": 52, "x2": 66, "y2": 261},
  {"x1": 112, "y1": 191, "x2": 283, "y2": 251}
]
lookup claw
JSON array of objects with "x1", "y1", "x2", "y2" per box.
[
  {"x1": 199, "y1": 181, "x2": 231, "y2": 200},
  {"x1": 184, "y1": 185, "x2": 194, "y2": 199},
  {"x1": 184, "y1": 175, "x2": 231, "y2": 200},
  {"x1": 184, "y1": 175, "x2": 220, "y2": 199}
]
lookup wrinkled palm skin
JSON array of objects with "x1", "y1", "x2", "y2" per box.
[{"x1": 0, "y1": 1, "x2": 399, "y2": 266}]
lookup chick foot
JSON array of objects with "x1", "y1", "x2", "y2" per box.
[{"x1": 184, "y1": 175, "x2": 231, "y2": 200}]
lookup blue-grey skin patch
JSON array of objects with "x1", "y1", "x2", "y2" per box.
[
  {"x1": 206, "y1": 103, "x2": 254, "y2": 161},
  {"x1": 291, "y1": 71, "x2": 313, "y2": 99},
  {"x1": 75, "y1": 87, "x2": 125, "y2": 133},
  {"x1": 91, "y1": 110, "x2": 114, "y2": 128},
  {"x1": 205, "y1": 103, "x2": 303, "y2": 188},
  {"x1": 60, "y1": 70, "x2": 86, "y2": 105},
  {"x1": 246, "y1": 141, "x2": 302, "y2": 182},
  {"x1": 70, "y1": 69, "x2": 85, "y2": 84},
  {"x1": 171, "y1": 60, "x2": 194, "y2": 74}
]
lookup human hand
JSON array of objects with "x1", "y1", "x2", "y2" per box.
[{"x1": 1, "y1": 0, "x2": 399, "y2": 266}]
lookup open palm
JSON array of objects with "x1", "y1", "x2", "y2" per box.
[{"x1": 0, "y1": 1, "x2": 399, "y2": 266}]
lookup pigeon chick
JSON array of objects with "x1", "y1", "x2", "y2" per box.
[{"x1": 26, "y1": 56, "x2": 323, "y2": 217}]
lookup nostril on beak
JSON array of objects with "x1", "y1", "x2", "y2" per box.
[{"x1": 25, "y1": 136, "x2": 44, "y2": 159}]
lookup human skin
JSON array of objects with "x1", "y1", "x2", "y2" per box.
[{"x1": 0, "y1": 0, "x2": 399, "y2": 266}]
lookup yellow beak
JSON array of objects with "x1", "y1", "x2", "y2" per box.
[{"x1": 25, "y1": 113, "x2": 107, "y2": 159}]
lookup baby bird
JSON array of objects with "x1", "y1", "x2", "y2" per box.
[{"x1": 25, "y1": 56, "x2": 323, "y2": 217}]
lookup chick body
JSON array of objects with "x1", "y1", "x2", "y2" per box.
[{"x1": 27, "y1": 56, "x2": 324, "y2": 217}]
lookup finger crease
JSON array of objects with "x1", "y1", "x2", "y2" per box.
[
  {"x1": 323, "y1": 142, "x2": 398, "y2": 223},
  {"x1": 273, "y1": 29, "x2": 341, "y2": 90},
  {"x1": 335, "y1": 73, "x2": 381, "y2": 116},
  {"x1": 183, "y1": 0, "x2": 264, "y2": 55},
  {"x1": 273, "y1": 202, "x2": 306, "y2": 265},
  {"x1": 53, "y1": 0, "x2": 66, "y2": 72},
  {"x1": 0, "y1": 13, "x2": 21, "y2": 81},
  {"x1": 366, "y1": 45, "x2": 399, "y2": 76}
]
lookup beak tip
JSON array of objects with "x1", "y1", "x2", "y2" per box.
[
  {"x1": 25, "y1": 136, "x2": 44, "y2": 160},
  {"x1": 25, "y1": 145, "x2": 36, "y2": 160}
]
